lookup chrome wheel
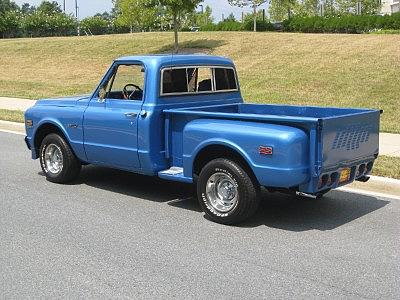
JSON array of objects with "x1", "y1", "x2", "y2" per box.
[
  {"x1": 205, "y1": 172, "x2": 238, "y2": 213},
  {"x1": 44, "y1": 144, "x2": 63, "y2": 175}
]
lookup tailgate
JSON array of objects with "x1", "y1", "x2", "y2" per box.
[{"x1": 320, "y1": 110, "x2": 380, "y2": 171}]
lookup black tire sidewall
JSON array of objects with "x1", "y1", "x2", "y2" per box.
[
  {"x1": 197, "y1": 159, "x2": 259, "y2": 224},
  {"x1": 39, "y1": 133, "x2": 79, "y2": 183}
]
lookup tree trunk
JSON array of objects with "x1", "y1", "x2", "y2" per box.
[
  {"x1": 173, "y1": 12, "x2": 179, "y2": 53},
  {"x1": 253, "y1": 1, "x2": 257, "y2": 32}
]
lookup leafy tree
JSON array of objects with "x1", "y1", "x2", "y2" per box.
[
  {"x1": 199, "y1": 5, "x2": 213, "y2": 26},
  {"x1": 228, "y1": 0, "x2": 267, "y2": 31},
  {"x1": 114, "y1": 0, "x2": 157, "y2": 32},
  {"x1": 0, "y1": 0, "x2": 18, "y2": 15},
  {"x1": 335, "y1": 0, "x2": 381, "y2": 15},
  {"x1": 294, "y1": 0, "x2": 319, "y2": 16},
  {"x1": 183, "y1": 4, "x2": 213, "y2": 27},
  {"x1": 20, "y1": 3, "x2": 35, "y2": 14},
  {"x1": 94, "y1": 11, "x2": 113, "y2": 21},
  {"x1": 157, "y1": 0, "x2": 202, "y2": 53},
  {"x1": 225, "y1": 12, "x2": 237, "y2": 22},
  {"x1": 269, "y1": 0, "x2": 297, "y2": 21},
  {"x1": 0, "y1": 0, "x2": 19, "y2": 37},
  {"x1": 0, "y1": 10, "x2": 20, "y2": 38},
  {"x1": 37, "y1": 1, "x2": 62, "y2": 15}
]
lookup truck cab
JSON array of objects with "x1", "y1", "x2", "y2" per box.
[{"x1": 25, "y1": 55, "x2": 380, "y2": 225}]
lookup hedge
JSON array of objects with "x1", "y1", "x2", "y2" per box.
[
  {"x1": 200, "y1": 19, "x2": 274, "y2": 32},
  {"x1": 283, "y1": 12, "x2": 400, "y2": 33}
]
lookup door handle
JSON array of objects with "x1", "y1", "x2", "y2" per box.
[{"x1": 124, "y1": 112, "x2": 138, "y2": 118}]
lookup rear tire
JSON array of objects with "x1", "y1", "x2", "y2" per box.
[
  {"x1": 197, "y1": 158, "x2": 260, "y2": 225},
  {"x1": 39, "y1": 133, "x2": 81, "y2": 183}
]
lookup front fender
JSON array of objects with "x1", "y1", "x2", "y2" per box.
[
  {"x1": 30, "y1": 117, "x2": 86, "y2": 161},
  {"x1": 30, "y1": 119, "x2": 71, "y2": 159},
  {"x1": 25, "y1": 100, "x2": 88, "y2": 161},
  {"x1": 182, "y1": 119, "x2": 310, "y2": 188}
]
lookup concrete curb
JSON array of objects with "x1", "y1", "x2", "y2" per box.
[
  {"x1": 0, "y1": 97, "x2": 35, "y2": 111},
  {"x1": 0, "y1": 120, "x2": 25, "y2": 134},
  {"x1": 344, "y1": 175, "x2": 400, "y2": 199}
]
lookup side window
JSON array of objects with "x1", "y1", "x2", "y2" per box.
[
  {"x1": 107, "y1": 64, "x2": 145, "y2": 100},
  {"x1": 215, "y1": 68, "x2": 237, "y2": 91}
]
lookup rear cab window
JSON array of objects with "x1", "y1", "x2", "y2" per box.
[{"x1": 161, "y1": 66, "x2": 238, "y2": 96}]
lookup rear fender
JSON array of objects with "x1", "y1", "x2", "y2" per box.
[{"x1": 182, "y1": 119, "x2": 310, "y2": 188}]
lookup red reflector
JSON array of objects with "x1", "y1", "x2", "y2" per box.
[{"x1": 259, "y1": 146, "x2": 273, "y2": 155}]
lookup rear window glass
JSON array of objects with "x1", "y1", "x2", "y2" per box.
[
  {"x1": 162, "y1": 69, "x2": 188, "y2": 93},
  {"x1": 161, "y1": 66, "x2": 238, "y2": 95},
  {"x1": 215, "y1": 68, "x2": 237, "y2": 91}
]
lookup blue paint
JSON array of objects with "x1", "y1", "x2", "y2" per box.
[{"x1": 24, "y1": 55, "x2": 380, "y2": 194}]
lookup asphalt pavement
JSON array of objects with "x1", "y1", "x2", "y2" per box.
[{"x1": 0, "y1": 131, "x2": 399, "y2": 299}]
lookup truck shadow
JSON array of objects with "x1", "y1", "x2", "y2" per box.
[
  {"x1": 244, "y1": 190, "x2": 390, "y2": 231},
  {"x1": 62, "y1": 166, "x2": 389, "y2": 231},
  {"x1": 154, "y1": 39, "x2": 226, "y2": 54},
  {"x1": 70, "y1": 165, "x2": 202, "y2": 211}
]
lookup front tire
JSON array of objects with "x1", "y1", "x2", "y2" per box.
[
  {"x1": 39, "y1": 133, "x2": 81, "y2": 183},
  {"x1": 197, "y1": 158, "x2": 260, "y2": 225}
]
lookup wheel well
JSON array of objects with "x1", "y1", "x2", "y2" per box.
[
  {"x1": 34, "y1": 123, "x2": 66, "y2": 156},
  {"x1": 193, "y1": 145, "x2": 259, "y2": 184}
]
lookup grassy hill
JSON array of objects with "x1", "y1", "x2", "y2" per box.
[{"x1": 0, "y1": 32, "x2": 399, "y2": 133}]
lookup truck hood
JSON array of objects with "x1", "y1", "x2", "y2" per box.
[{"x1": 35, "y1": 95, "x2": 90, "y2": 107}]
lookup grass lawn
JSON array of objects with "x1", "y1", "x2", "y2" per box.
[
  {"x1": 0, "y1": 109, "x2": 24, "y2": 123},
  {"x1": 372, "y1": 155, "x2": 400, "y2": 179},
  {"x1": 0, "y1": 32, "x2": 399, "y2": 133}
]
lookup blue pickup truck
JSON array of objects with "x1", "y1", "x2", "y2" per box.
[{"x1": 24, "y1": 55, "x2": 380, "y2": 224}]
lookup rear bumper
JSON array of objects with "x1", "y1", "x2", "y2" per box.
[{"x1": 299, "y1": 158, "x2": 376, "y2": 194}]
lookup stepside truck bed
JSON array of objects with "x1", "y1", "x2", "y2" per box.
[{"x1": 164, "y1": 103, "x2": 380, "y2": 193}]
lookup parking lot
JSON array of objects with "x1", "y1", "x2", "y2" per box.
[{"x1": 1, "y1": 131, "x2": 399, "y2": 299}]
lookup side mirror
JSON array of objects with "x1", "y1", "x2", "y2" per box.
[{"x1": 98, "y1": 86, "x2": 107, "y2": 102}]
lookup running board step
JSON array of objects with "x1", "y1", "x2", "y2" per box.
[
  {"x1": 159, "y1": 167, "x2": 184, "y2": 175},
  {"x1": 158, "y1": 167, "x2": 192, "y2": 183}
]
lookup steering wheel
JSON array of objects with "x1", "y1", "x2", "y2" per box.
[{"x1": 122, "y1": 84, "x2": 142, "y2": 100}]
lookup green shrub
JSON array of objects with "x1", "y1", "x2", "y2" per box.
[
  {"x1": 283, "y1": 14, "x2": 400, "y2": 34},
  {"x1": 23, "y1": 12, "x2": 76, "y2": 37},
  {"x1": 0, "y1": 10, "x2": 20, "y2": 38},
  {"x1": 243, "y1": 19, "x2": 274, "y2": 31},
  {"x1": 216, "y1": 20, "x2": 243, "y2": 31},
  {"x1": 200, "y1": 23, "x2": 217, "y2": 31},
  {"x1": 80, "y1": 16, "x2": 110, "y2": 35},
  {"x1": 201, "y1": 20, "x2": 243, "y2": 31}
]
